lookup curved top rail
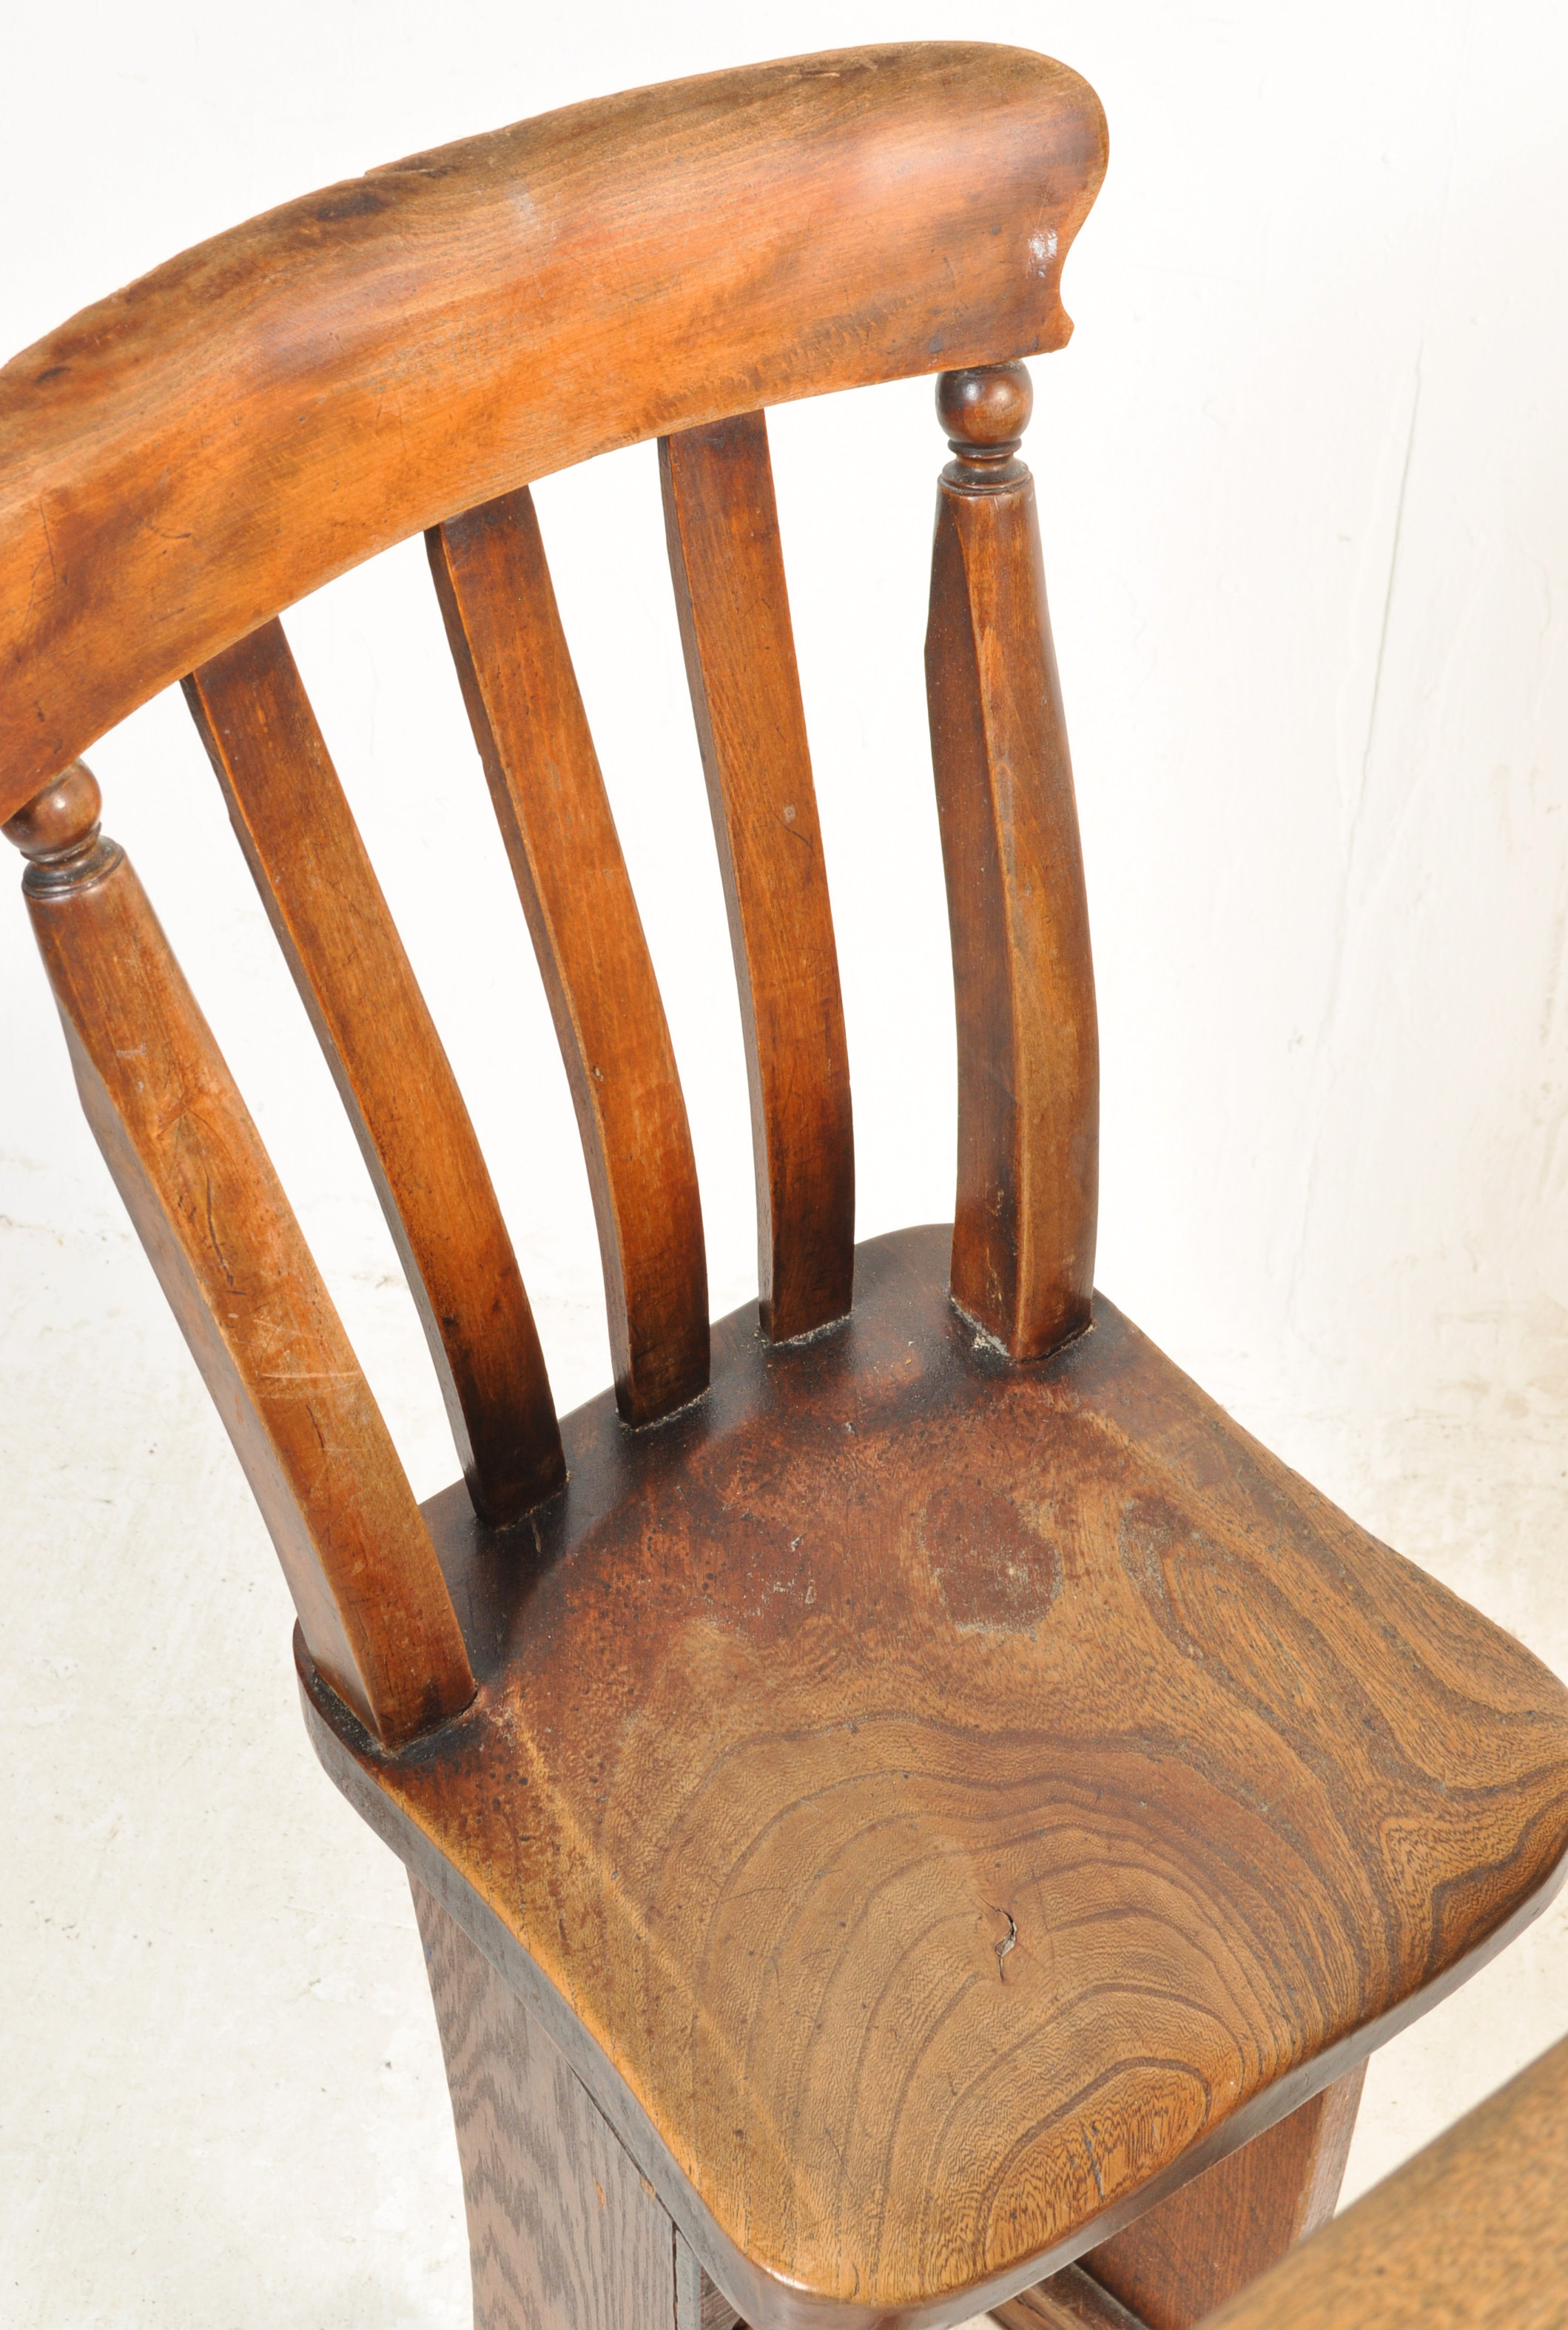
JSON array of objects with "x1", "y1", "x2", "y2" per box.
[{"x1": 0, "y1": 41, "x2": 1106, "y2": 819}]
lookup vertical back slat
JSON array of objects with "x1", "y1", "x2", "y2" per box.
[
  {"x1": 185, "y1": 622, "x2": 565, "y2": 1523},
  {"x1": 428, "y1": 489, "x2": 709, "y2": 1427},
  {"x1": 660, "y1": 411, "x2": 854, "y2": 1341},
  {"x1": 8, "y1": 767, "x2": 474, "y2": 1747},
  {"x1": 924, "y1": 365, "x2": 1098, "y2": 1356}
]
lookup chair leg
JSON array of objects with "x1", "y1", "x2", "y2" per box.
[
  {"x1": 1077, "y1": 2067, "x2": 1367, "y2": 2330},
  {"x1": 410, "y1": 1873, "x2": 681, "y2": 2330}
]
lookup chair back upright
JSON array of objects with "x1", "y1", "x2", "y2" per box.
[{"x1": 0, "y1": 44, "x2": 1108, "y2": 1747}]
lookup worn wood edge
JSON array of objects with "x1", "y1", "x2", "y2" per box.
[
  {"x1": 0, "y1": 43, "x2": 1107, "y2": 818},
  {"x1": 1080, "y1": 2062, "x2": 1367, "y2": 2328},
  {"x1": 296, "y1": 1630, "x2": 1568, "y2": 2330}
]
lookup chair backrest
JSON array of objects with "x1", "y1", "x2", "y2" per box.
[{"x1": 0, "y1": 44, "x2": 1108, "y2": 1749}]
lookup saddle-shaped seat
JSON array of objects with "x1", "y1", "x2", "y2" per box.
[{"x1": 311, "y1": 1225, "x2": 1568, "y2": 2320}]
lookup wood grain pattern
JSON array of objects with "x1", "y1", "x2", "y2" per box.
[
  {"x1": 411, "y1": 1873, "x2": 676, "y2": 2330},
  {"x1": 675, "y1": 2229, "x2": 743, "y2": 2330},
  {"x1": 661, "y1": 411, "x2": 854, "y2": 1342},
  {"x1": 302, "y1": 1225, "x2": 1568, "y2": 2322},
  {"x1": 429, "y1": 488, "x2": 708, "y2": 1425},
  {"x1": 995, "y1": 2266, "x2": 1148, "y2": 2330},
  {"x1": 1204, "y1": 2033, "x2": 1568, "y2": 2330},
  {"x1": 925, "y1": 366, "x2": 1098, "y2": 1357},
  {"x1": 184, "y1": 619, "x2": 564, "y2": 1522},
  {"x1": 6, "y1": 771, "x2": 472, "y2": 1745},
  {"x1": 699, "y1": 2269, "x2": 741, "y2": 2330},
  {"x1": 0, "y1": 44, "x2": 1107, "y2": 819},
  {"x1": 1083, "y1": 2065, "x2": 1365, "y2": 2327}
]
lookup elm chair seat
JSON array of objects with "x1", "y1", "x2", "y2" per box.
[{"x1": 312, "y1": 1226, "x2": 1568, "y2": 2319}]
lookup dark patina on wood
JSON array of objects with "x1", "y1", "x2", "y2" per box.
[
  {"x1": 186, "y1": 619, "x2": 565, "y2": 1523},
  {"x1": 1082, "y1": 2064, "x2": 1366, "y2": 2328},
  {"x1": 430, "y1": 488, "x2": 710, "y2": 1427},
  {"x1": 9, "y1": 38, "x2": 1568, "y2": 2330},
  {"x1": 927, "y1": 362, "x2": 1098, "y2": 1357},
  {"x1": 5, "y1": 767, "x2": 474, "y2": 1747},
  {"x1": 661, "y1": 408, "x2": 855, "y2": 1344},
  {"x1": 0, "y1": 44, "x2": 1108, "y2": 817},
  {"x1": 302, "y1": 1226, "x2": 1568, "y2": 2326}
]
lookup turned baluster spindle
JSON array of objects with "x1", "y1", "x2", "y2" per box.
[
  {"x1": 925, "y1": 360, "x2": 1099, "y2": 1359},
  {"x1": 4, "y1": 762, "x2": 474, "y2": 1748}
]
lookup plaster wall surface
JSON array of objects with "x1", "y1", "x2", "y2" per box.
[{"x1": 3, "y1": 2, "x2": 1566, "y2": 2322}]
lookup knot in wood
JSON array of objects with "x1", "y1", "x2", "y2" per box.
[
  {"x1": 3, "y1": 760, "x2": 118, "y2": 892},
  {"x1": 937, "y1": 361, "x2": 1033, "y2": 458}
]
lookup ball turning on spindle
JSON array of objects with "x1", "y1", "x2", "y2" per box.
[
  {"x1": 3, "y1": 760, "x2": 104, "y2": 864},
  {"x1": 936, "y1": 361, "x2": 1034, "y2": 461}
]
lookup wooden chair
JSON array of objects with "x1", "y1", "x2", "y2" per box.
[{"x1": 4, "y1": 42, "x2": 1567, "y2": 2330}]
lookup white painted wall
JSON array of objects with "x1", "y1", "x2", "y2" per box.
[{"x1": 3, "y1": 4, "x2": 1566, "y2": 2323}]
